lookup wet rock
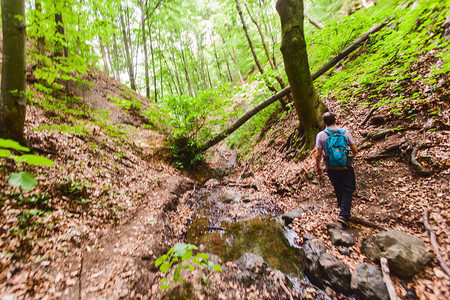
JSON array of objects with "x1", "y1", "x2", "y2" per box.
[
  {"x1": 351, "y1": 263, "x2": 389, "y2": 300},
  {"x1": 336, "y1": 246, "x2": 351, "y2": 256},
  {"x1": 204, "y1": 178, "x2": 220, "y2": 188},
  {"x1": 234, "y1": 253, "x2": 265, "y2": 271},
  {"x1": 281, "y1": 209, "x2": 302, "y2": 225},
  {"x1": 220, "y1": 189, "x2": 242, "y2": 203},
  {"x1": 319, "y1": 253, "x2": 351, "y2": 294},
  {"x1": 303, "y1": 234, "x2": 316, "y2": 242},
  {"x1": 301, "y1": 240, "x2": 327, "y2": 286},
  {"x1": 361, "y1": 229, "x2": 431, "y2": 278},
  {"x1": 329, "y1": 229, "x2": 356, "y2": 247}
]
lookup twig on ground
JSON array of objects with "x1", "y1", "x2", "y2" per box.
[
  {"x1": 380, "y1": 257, "x2": 398, "y2": 300},
  {"x1": 423, "y1": 209, "x2": 450, "y2": 277},
  {"x1": 349, "y1": 215, "x2": 387, "y2": 231}
]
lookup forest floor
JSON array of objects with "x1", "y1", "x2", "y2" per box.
[{"x1": 1, "y1": 51, "x2": 449, "y2": 299}]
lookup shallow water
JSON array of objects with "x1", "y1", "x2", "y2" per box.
[{"x1": 187, "y1": 215, "x2": 303, "y2": 277}]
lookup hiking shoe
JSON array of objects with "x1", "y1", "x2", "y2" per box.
[{"x1": 338, "y1": 217, "x2": 350, "y2": 227}]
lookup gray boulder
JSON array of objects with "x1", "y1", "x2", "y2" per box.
[
  {"x1": 220, "y1": 189, "x2": 242, "y2": 203},
  {"x1": 329, "y1": 229, "x2": 356, "y2": 247},
  {"x1": 351, "y1": 263, "x2": 389, "y2": 300},
  {"x1": 319, "y1": 253, "x2": 351, "y2": 294},
  {"x1": 234, "y1": 253, "x2": 265, "y2": 271},
  {"x1": 281, "y1": 209, "x2": 303, "y2": 225},
  {"x1": 302, "y1": 240, "x2": 328, "y2": 285},
  {"x1": 361, "y1": 229, "x2": 431, "y2": 278}
]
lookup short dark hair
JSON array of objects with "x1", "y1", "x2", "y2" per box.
[{"x1": 322, "y1": 112, "x2": 336, "y2": 126}]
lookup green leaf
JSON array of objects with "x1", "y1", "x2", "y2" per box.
[
  {"x1": 174, "y1": 265, "x2": 181, "y2": 280},
  {"x1": 181, "y1": 250, "x2": 192, "y2": 261},
  {"x1": 183, "y1": 265, "x2": 195, "y2": 271},
  {"x1": 0, "y1": 139, "x2": 29, "y2": 152},
  {"x1": 195, "y1": 253, "x2": 209, "y2": 260},
  {"x1": 16, "y1": 154, "x2": 54, "y2": 166},
  {"x1": 155, "y1": 255, "x2": 166, "y2": 267},
  {"x1": 8, "y1": 172, "x2": 38, "y2": 191},
  {"x1": 160, "y1": 262, "x2": 170, "y2": 273},
  {"x1": 172, "y1": 243, "x2": 197, "y2": 257},
  {"x1": 213, "y1": 264, "x2": 222, "y2": 272},
  {"x1": 160, "y1": 284, "x2": 172, "y2": 290},
  {"x1": 0, "y1": 149, "x2": 12, "y2": 157}
]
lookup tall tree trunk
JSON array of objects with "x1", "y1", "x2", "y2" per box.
[
  {"x1": 98, "y1": 35, "x2": 109, "y2": 75},
  {"x1": 180, "y1": 44, "x2": 194, "y2": 97},
  {"x1": 119, "y1": 6, "x2": 136, "y2": 90},
  {"x1": 0, "y1": 0, "x2": 26, "y2": 141},
  {"x1": 244, "y1": 3, "x2": 275, "y2": 70},
  {"x1": 210, "y1": 33, "x2": 223, "y2": 83},
  {"x1": 195, "y1": 33, "x2": 208, "y2": 90},
  {"x1": 276, "y1": 0, "x2": 325, "y2": 150},
  {"x1": 158, "y1": 25, "x2": 164, "y2": 98},
  {"x1": 162, "y1": 55, "x2": 176, "y2": 95},
  {"x1": 235, "y1": 0, "x2": 264, "y2": 74},
  {"x1": 112, "y1": 33, "x2": 120, "y2": 80},
  {"x1": 231, "y1": 47, "x2": 244, "y2": 84},
  {"x1": 139, "y1": 0, "x2": 150, "y2": 98},
  {"x1": 169, "y1": 48, "x2": 183, "y2": 95},
  {"x1": 54, "y1": 11, "x2": 66, "y2": 58},
  {"x1": 148, "y1": 23, "x2": 158, "y2": 102},
  {"x1": 35, "y1": 0, "x2": 45, "y2": 61}
]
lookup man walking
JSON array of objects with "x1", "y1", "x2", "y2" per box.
[{"x1": 315, "y1": 112, "x2": 358, "y2": 226}]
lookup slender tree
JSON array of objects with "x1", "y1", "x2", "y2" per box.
[
  {"x1": 120, "y1": 5, "x2": 137, "y2": 90},
  {"x1": 276, "y1": 0, "x2": 325, "y2": 151},
  {"x1": 0, "y1": 0, "x2": 27, "y2": 141}
]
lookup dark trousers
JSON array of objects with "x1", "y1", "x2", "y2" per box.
[{"x1": 327, "y1": 167, "x2": 356, "y2": 219}]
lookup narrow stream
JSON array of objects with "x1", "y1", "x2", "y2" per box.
[{"x1": 187, "y1": 215, "x2": 303, "y2": 277}]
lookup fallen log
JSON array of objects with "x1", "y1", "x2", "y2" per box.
[
  {"x1": 201, "y1": 19, "x2": 390, "y2": 152},
  {"x1": 423, "y1": 209, "x2": 450, "y2": 277}
]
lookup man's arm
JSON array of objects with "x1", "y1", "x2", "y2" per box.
[
  {"x1": 350, "y1": 144, "x2": 358, "y2": 156},
  {"x1": 315, "y1": 148, "x2": 323, "y2": 175}
]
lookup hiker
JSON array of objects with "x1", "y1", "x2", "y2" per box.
[{"x1": 315, "y1": 112, "x2": 358, "y2": 226}]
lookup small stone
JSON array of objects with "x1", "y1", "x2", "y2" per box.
[
  {"x1": 220, "y1": 189, "x2": 242, "y2": 203},
  {"x1": 351, "y1": 263, "x2": 389, "y2": 300},
  {"x1": 336, "y1": 246, "x2": 351, "y2": 256},
  {"x1": 329, "y1": 229, "x2": 356, "y2": 247},
  {"x1": 281, "y1": 209, "x2": 302, "y2": 225},
  {"x1": 204, "y1": 178, "x2": 220, "y2": 188}
]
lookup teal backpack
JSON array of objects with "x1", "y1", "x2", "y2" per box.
[{"x1": 324, "y1": 129, "x2": 349, "y2": 169}]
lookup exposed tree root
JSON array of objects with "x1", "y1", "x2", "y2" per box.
[
  {"x1": 423, "y1": 209, "x2": 450, "y2": 277},
  {"x1": 411, "y1": 146, "x2": 434, "y2": 176},
  {"x1": 349, "y1": 215, "x2": 387, "y2": 231}
]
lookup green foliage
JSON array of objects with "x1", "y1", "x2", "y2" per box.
[
  {"x1": 311, "y1": 0, "x2": 449, "y2": 109},
  {"x1": 109, "y1": 95, "x2": 142, "y2": 112},
  {"x1": 156, "y1": 84, "x2": 239, "y2": 169},
  {"x1": 155, "y1": 243, "x2": 222, "y2": 290},
  {"x1": 0, "y1": 139, "x2": 54, "y2": 191}
]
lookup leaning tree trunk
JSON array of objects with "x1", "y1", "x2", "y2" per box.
[
  {"x1": 98, "y1": 35, "x2": 110, "y2": 75},
  {"x1": 0, "y1": 0, "x2": 27, "y2": 142},
  {"x1": 276, "y1": 0, "x2": 325, "y2": 151}
]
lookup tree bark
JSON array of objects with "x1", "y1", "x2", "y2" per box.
[
  {"x1": 139, "y1": 0, "x2": 150, "y2": 98},
  {"x1": 0, "y1": 0, "x2": 27, "y2": 142},
  {"x1": 277, "y1": 0, "x2": 325, "y2": 150},
  {"x1": 200, "y1": 19, "x2": 387, "y2": 151},
  {"x1": 112, "y1": 33, "x2": 120, "y2": 80},
  {"x1": 98, "y1": 35, "x2": 109, "y2": 75},
  {"x1": 244, "y1": 3, "x2": 275, "y2": 70},
  {"x1": 235, "y1": 0, "x2": 264, "y2": 74},
  {"x1": 120, "y1": 6, "x2": 136, "y2": 91}
]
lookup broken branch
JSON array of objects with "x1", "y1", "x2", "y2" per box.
[
  {"x1": 380, "y1": 257, "x2": 398, "y2": 300},
  {"x1": 411, "y1": 147, "x2": 433, "y2": 176},
  {"x1": 423, "y1": 209, "x2": 450, "y2": 277},
  {"x1": 201, "y1": 19, "x2": 389, "y2": 151}
]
